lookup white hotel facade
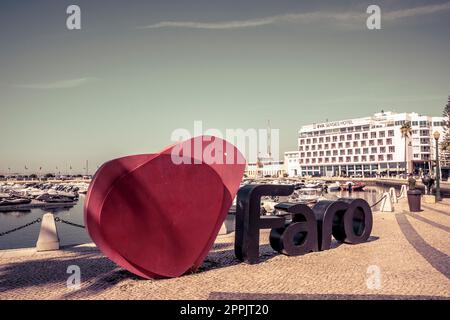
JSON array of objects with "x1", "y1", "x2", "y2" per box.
[{"x1": 285, "y1": 111, "x2": 447, "y2": 177}]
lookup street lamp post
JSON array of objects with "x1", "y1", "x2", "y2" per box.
[{"x1": 433, "y1": 131, "x2": 441, "y2": 201}]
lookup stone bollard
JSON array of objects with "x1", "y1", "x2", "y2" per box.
[
  {"x1": 218, "y1": 215, "x2": 235, "y2": 235},
  {"x1": 389, "y1": 187, "x2": 398, "y2": 203},
  {"x1": 380, "y1": 192, "x2": 394, "y2": 212},
  {"x1": 399, "y1": 185, "x2": 407, "y2": 198},
  {"x1": 36, "y1": 213, "x2": 60, "y2": 251}
]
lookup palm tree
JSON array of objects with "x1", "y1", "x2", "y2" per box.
[{"x1": 400, "y1": 122, "x2": 412, "y2": 174}]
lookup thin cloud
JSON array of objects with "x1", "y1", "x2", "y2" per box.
[
  {"x1": 139, "y1": 2, "x2": 450, "y2": 30},
  {"x1": 15, "y1": 77, "x2": 96, "y2": 89}
]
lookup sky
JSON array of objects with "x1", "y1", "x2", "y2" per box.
[{"x1": 1, "y1": 0, "x2": 450, "y2": 174}]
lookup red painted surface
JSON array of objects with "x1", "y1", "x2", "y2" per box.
[{"x1": 84, "y1": 136, "x2": 245, "y2": 279}]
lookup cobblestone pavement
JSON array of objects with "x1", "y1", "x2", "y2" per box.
[{"x1": 0, "y1": 198, "x2": 449, "y2": 300}]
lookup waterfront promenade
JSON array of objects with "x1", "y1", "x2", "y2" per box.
[{"x1": 0, "y1": 198, "x2": 449, "y2": 300}]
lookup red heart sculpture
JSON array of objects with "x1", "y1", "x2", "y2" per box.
[{"x1": 84, "y1": 136, "x2": 245, "y2": 279}]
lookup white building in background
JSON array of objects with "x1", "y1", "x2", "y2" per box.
[
  {"x1": 245, "y1": 159, "x2": 285, "y2": 178},
  {"x1": 285, "y1": 111, "x2": 446, "y2": 177},
  {"x1": 284, "y1": 151, "x2": 300, "y2": 176}
]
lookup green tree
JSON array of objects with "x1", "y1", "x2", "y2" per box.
[
  {"x1": 400, "y1": 122, "x2": 412, "y2": 174},
  {"x1": 441, "y1": 96, "x2": 450, "y2": 166}
]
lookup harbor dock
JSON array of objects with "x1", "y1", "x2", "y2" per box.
[{"x1": 1, "y1": 197, "x2": 449, "y2": 300}]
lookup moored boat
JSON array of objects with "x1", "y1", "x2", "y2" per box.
[{"x1": 341, "y1": 181, "x2": 365, "y2": 191}]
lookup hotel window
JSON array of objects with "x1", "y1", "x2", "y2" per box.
[
  {"x1": 380, "y1": 147, "x2": 386, "y2": 153},
  {"x1": 353, "y1": 156, "x2": 359, "y2": 162},
  {"x1": 307, "y1": 152, "x2": 311, "y2": 157},
  {"x1": 377, "y1": 139, "x2": 383, "y2": 145},
  {"x1": 346, "y1": 156, "x2": 351, "y2": 162},
  {"x1": 419, "y1": 121, "x2": 427, "y2": 127},
  {"x1": 300, "y1": 139, "x2": 305, "y2": 145},
  {"x1": 412, "y1": 121, "x2": 418, "y2": 126},
  {"x1": 332, "y1": 157, "x2": 336, "y2": 162},
  {"x1": 306, "y1": 159, "x2": 310, "y2": 164},
  {"x1": 369, "y1": 140, "x2": 375, "y2": 146},
  {"x1": 353, "y1": 141, "x2": 358, "y2": 147},
  {"x1": 318, "y1": 145, "x2": 322, "y2": 150},
  {"x1": 371, "y1": 132, "x2": 377, "y2": 138},
  {"x1": 354, "y1": 133, "x2": 360, "y2": 140},
  {"x1": 379, "y1": 131, "x2": 385, "y2": 138},
  {"x1": 361, "y1": 141, "x2": 367, "y2": 147},
  {"x1": 325, "y1": 136, "x2": 331, "y2": 142},
  {"x1": 312, "y1": 159, "x2": 316, "y2": 164},
  {"x1": 388, "y1": 130, "x2": 394, "y2": 137},
  {"x1": 313, "y1": 138, "x2": 317, "y2": 143},
  {"x1": 319, "y1": 151, "x2": 324, "y2": 156},
  {"x1": 348, "y1": 127, "x2": 354, "y2": 132},
  {"x1": 324, "y1": 157, "x2": 329, "y2": 162},
  {"x1": 339, "y1": 157, "x2": 343, "y2": 163},
  {"x1": 319, "y1": 137, "x2": 324, "y2": 143},
  {"x1": 318, "y1": 158, "x2": 323, "y2": 163},
  {"x1": 338, "y1": 143, "x2": 343, "y2": 148},
  {"x1": 363, "y1": 132, "x2": 368, "y2": 139},
  {"x1": 378, "y1": 155, "x2": 384, "y2": 161},
  {"x1": 305, "y1": 146, "x2": 310, "y2": 151},
  {"x1": 331, "y1": 143, "x2": 336, "y2": 149},
  {"x1": 355, "y1": 149, "x2": 361, "y2": 155},
  {"x1": 333, "y1": 150, "x2": 338, "y2": 156},
  {"x1": 386, "y1": 138, "x2": 392, "y2": 145},
  {"x1": 300, "y1": 152, "x2": 305, "y2": 157},
  {"x1": 347, "y1": 149, "x2": 353, "y2": 155},
  {"x1": 371, "y1": 147, "x2": 377, "y2": 154},
  {"x1": 370, "y1": 155, "x2": 375, "y2": 161},
  {"x1": 347, "y1": 134, "x2": 352, "y2": 140},
  {"x1": 362, "y1": 125, "x2": 370, "y2": 131},
  {"x1": 363, "y1": 148, "x2": 369, "y2": 154},
  {"x1": 389, "y1": 146, "x2": 395, "y2": 153},
  {"x1": 340, "y1": 150, "x2": 345, "y2": 155},
  {"x1": 413, "y1": 154, "x2": 419, "y2": 159},
  {"x1": 345, "y1": 142, "x2": 351, "y2": 148},
  {"x1": 333, "y1": 136, "x2": 338, "y2": 142},
  {"x1": 326, "y1": 150, "x2": 331, "y2": 156},
  {"x1": 361, "y1": 156, "x2": 367, "y2": 162},
  {"x1": 340, "y1": 135, "x2": 345, "y2": 141},
  {"x1": 312, "y1": 145, "x2": 316, "y2": 151},
  {"x1": 387, "y1": 154, "x2": 393, "y2": 161},
  {"x1": 313, "y1": 152, "x2": 318, "y2": 157},
  {"x1": 306, "y1": 139, "x2": 311, "y2": 144}
]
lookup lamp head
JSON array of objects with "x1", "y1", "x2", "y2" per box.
[{"x1": 433, "y1": 131, "x2": 440, "y2": 140}]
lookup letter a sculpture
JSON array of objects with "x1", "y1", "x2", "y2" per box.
[{"x1": 84, "y1": 136, "x2": 245, "y2": 279}]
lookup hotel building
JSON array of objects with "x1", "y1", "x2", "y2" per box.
[{"x1": 285, "y1": 111, "x2": 447, "y2": 177}]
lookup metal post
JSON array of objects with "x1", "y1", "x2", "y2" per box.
[{"x1": 435, "y1": 138, "x2": 441, "y2": 201}]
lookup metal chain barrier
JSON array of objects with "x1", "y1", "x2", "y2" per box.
[
  {"x1": 370, "y1": 194, "x2": 387, "y2": 208},
  {"x1": 0, "y1": 218, "x2": 42, "y2": 237},
  {"x1": 54, "y1": 217, "x2": 85, "y2": 229}
]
